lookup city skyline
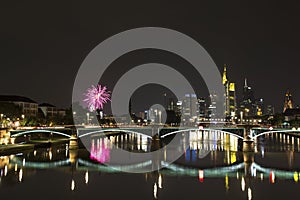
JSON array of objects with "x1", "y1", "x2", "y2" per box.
[
  {"x1": 0, "y1": 70, "x2": 292, "y2": 114},
  {"x1": 1, "y1": 1, "x2": 300, "y2": 112}
]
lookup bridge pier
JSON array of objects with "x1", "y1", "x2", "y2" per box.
[
  {"x1": 151, "y1": 134, "x2": 162, "y2": 171},
  {"x1": 69, "y1": 135, "x2": 78, "y2": 149},
  {"x1": 151, "y1": 134, "x2": 161, "y2": 151},
  {"x1": 243, "y1": 136, "x2": 254, "y2": 152},
  {"x1": 243, "y1": 152, "x2": 254, "y2": 177}
]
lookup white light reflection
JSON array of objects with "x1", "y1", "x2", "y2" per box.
[
  {"x1": 260, "y1": 173, "x2": 264, "y2": 181},
  {"x1": 241, "y1": 177, "x2": 245, "y2": 191},
  {"x1": 248, "y1": 187, "x2": 252, "y2": 200},
  {"x1": 19, "y1": 169, "x2": 23, "y2": 182},
  {"x1": 4, "y1": 165, "x2": 7, "y2": 176},
  {"x1": 49, "y1": 151, "x2": 53, "y2": 161},
  {"x1": 153, "y1": 183, "x2": 158, "y2": 199},
  {"x1": 85, "y1": 171, "x2": 89, "y2": 184},
  {"x1": 158, "y1": 174, "x2": 163, "y2": 188},
  {"x1": 71, "y1": 179, "x2": 75, "y2": 191}
]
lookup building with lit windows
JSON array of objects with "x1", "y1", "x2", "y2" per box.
[
  {"x1": 0, "y1": 95, "x2": 38, "y2": 117},
  {"x1": 283, "y1": 90, "x2": 293, "y2": 112},
  {"x1": 39, "y1": 103, "x2": 66, "y2": 118},
  {"x1": 222, "y1": 64, "x2": 237, "y2": 120},
  {"x1": 239, "y1": 78, "x2": 264, "y2": 117},
  {"x1": 282, "y1": 90, "x2": 300, "y2": 122},
  {"x1": 266, "y1": 105, "x2": 275, "y2": 116},
  {"x1": 198, "y1": 97, "x2": 206, "y2": 119},
  {"x1": 182, "y1": 94, "x2": 198, "y2": 123},
  {"x1": 208, "y1": 92, "x2": 218, "y2": 118}
]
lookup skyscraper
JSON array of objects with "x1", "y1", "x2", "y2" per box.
[
  {"x1": 198, "y1": 97, "x2": 206, "y2": 119},
  {"x1": 240, "y1": 78, "x2": 255, "y2": 117},
  {"x1": 255, "y1": 98, "x2": 264, "y2": 116},
  {"x1": 283, "y1": 90, "x2": 293, "y2": 112},
  {"x1": 182, "y1": 94, "x2": 198, "y2": 123},
  {"x1": 223, "y1": 64, "x2": 236, "y2": 119},
  {"x1": 208, "y1": 92, "x2": 218, "y2": 118},
  {"x1": 266, "y1": 105, "x2": 275, "y2": 116}
]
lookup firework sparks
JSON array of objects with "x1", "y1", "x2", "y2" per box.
[{"x1": 83, "y1": 84, "x2": 111, "y2": 112}]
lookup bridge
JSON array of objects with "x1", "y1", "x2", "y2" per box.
[
  {"x1": 251, "y1": 128, "x2": 300, "y2": 139},
  {"x1": 160, "y1": 128, "x2": 244, "y2": 140},
  {"x1": 10, "y1": 129, "x2": 73, "y2": 138},
  {"x1": 78, "y1": 128, "x2": 152, "y2": 139},
  {"x1": 8, "y1": 126, "x2": 300, "y2": 151}
]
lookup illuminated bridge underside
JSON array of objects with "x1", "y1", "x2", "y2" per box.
[
  {"x1": 252, "y1": 129, "x2": 300, "y2": 139},
  {"x1": 10, "y1": 129, "x2": 72, "y2": 138},
  {"x1": 78, "y1": 129, "x2": 152, "y2": 139},
  {"x1": 160, "y1": 128, "x2": 244, "y2": 140}
]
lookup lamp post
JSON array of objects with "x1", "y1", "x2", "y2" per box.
[
  {"x1": 154, "y1": 109, "x2": 158, "y2": 124},
  {"x1": 86, "y1": 113, "x2": 90, "y2": 125},
  {"x1": 158, "y1": 110, "x2": 162, "y2": 124},
  {"x1": 240, "y1": 111, "x2": 243, "y2": 124},
  {"x1": 0, "y1": 114, "x2": 3, "y2": 128}
]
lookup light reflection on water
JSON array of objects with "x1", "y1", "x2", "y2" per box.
[{"x1": 0, "y1": 131, "x2": 300, "y2": 199}]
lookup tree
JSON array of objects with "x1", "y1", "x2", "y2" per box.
[{"x1": 0, "y1": 102, "x2": 22, "y2": 120}]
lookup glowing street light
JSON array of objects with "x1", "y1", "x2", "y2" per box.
[
  {"x1": 158, "y1": 110, "x2": 162, "y2": 124},
  {"x1": 86, "y1": 113, "x2": 90, "y2": 125}
]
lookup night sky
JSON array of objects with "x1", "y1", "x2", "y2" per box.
[{"x1": 1, "y1": 1, "x2": 300, "y2": 113}]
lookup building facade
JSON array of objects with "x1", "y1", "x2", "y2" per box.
[
  {"x1": 0, "y1": 95, "x2": 38, "y2": 117},
  {"x1": 39, "y1": 103, "x2": 66, "y2": 118},
  {"x1": 223, "y1": 65, "x2": 237, "y2": 120}
]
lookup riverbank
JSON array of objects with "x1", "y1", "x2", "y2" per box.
[{"x1": 0, "y1": 144, "x2": 34, "y2": 156}]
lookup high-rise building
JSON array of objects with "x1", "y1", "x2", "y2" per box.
[
  {"x1": 198, "y1": 97, "x2": 206, "y2": 119},
  {"x1": 266, "y1": 105, "x2": 275, "y2": 116},
  {"x1": 239, "y1": 78, "x2": 256, "y2": 117},
  {"x1": 175, "y1": 100, "x2": 182, "y2": 116},
  {"x1": 283, "y1": 90, "x2": 293, "y2": 112},
  {"x1": 208, "y1": 92, "x2": 218, "y2": 118},
  {"x1": 255, "y1": 98, "x2": 264, "y2": 116},
  {"x1": 223, "y1": 65, "x2": 236, "y2": 119},
  {"x1": 182, "y1": 94, "x2": 198, "y2": 122},
  {"x1": 167, "y1": 98, "x2": 175, "y2": 111},
  {"x1": 242, "y1": 78, "x2": 255, "y2": 103}
]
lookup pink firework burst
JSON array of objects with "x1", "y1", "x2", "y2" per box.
[{"x1": 83, "y1": 84, "x2": 111, "y2": 112}]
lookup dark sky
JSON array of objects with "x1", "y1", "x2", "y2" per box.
[{"x1": 1, "y1": 1, "x2": 300, "y2": 113}]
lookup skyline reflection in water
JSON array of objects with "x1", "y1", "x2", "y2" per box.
[{"x1": 0, "y1": 131, "x2": 300, "y2": 199}]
